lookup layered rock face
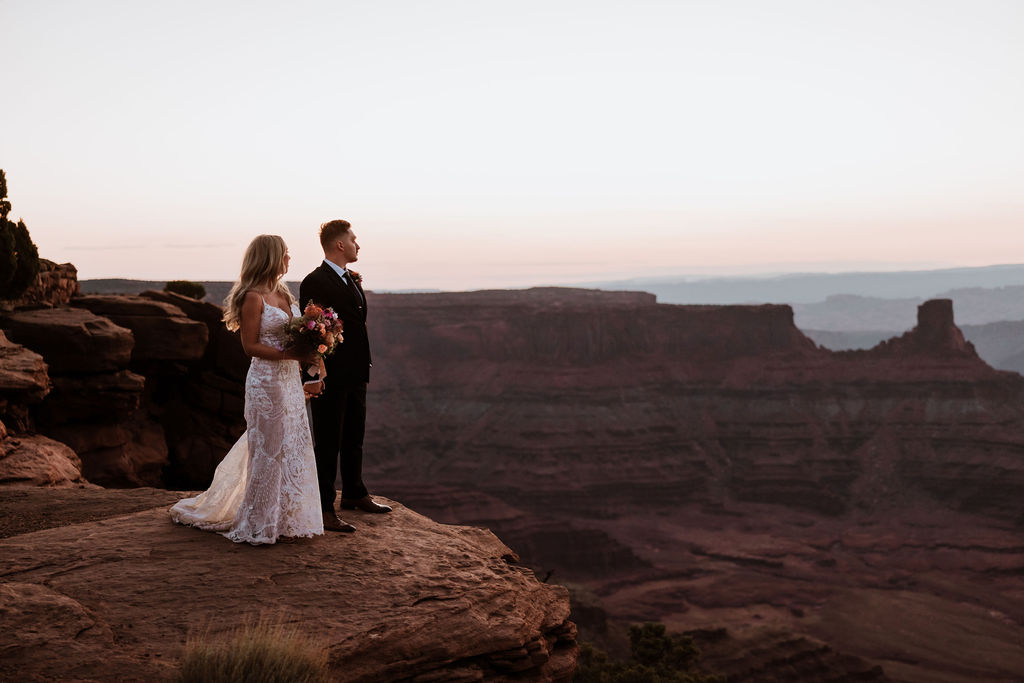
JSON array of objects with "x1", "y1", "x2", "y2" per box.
[
  {"x1": 0, "y1": 329, "x2": 89, "y2": 487},
  {"x1": 357, "y1": 290, "x2": 1024, "y2": 682},
  {"x1": 0, "y1": 330, "x2": 49, "y2": 432},
  {"x1": 0, "y1": 259, "x2": 80, "y2": 311},
  {"x1": 365, "y1": 292, "x2": 1023, "y2": 523},
  {"x1": 0, "y1": 489, "x2": 577, "y2": 682},
  {"x1": 0, "y1": 290, "x2": 247, "y2": 487}
]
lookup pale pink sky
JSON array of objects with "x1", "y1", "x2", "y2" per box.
[{"x1": 3, "y1": 0, "x2": 1023, "y2": 290}]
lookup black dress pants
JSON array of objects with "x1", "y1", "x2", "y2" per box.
[{"x1": 310, "y1": 381, "x2": 368, "y2": 511}]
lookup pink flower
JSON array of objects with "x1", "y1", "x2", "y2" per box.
[
  {"x1": 306, "y1": 320, "x2": 316, "y2": 330},
  {"x1": 317, "y1": 344, "x2": 328, "y2": 354}
]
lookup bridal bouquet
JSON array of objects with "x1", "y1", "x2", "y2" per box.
[{"x1": 284, "y1": 302, "x2": 344, "y2": 358}]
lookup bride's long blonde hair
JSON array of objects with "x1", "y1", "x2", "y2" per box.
[{"x1": 223, "y1": 235, "x2": 296, "y2": 332}]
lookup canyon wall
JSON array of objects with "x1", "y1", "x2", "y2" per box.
[{"x1": 365, "y1": 290, "x2": 1024, "y2": 523}]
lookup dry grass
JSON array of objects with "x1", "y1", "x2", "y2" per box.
[{"x1": 176, "y1": 614, "x2": 329, "y2": 683}]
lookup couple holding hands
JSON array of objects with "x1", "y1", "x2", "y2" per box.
[{"x1": 170, "y1": 219, "x2": 389, "y2": 543}]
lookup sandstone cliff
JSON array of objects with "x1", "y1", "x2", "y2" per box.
[
  {"x1": 0, "y1": 276, "x2": 248, "y2": 488},
  {"x1": 0, "y1": 488, "x2": 576, "y2": 682}
]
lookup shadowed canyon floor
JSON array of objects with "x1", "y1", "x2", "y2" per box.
[
  {"x1": 0, "y1": 488, "x2": 575, "y2": 682},
  {"x1": 384, "y1": 488, "x2": 1024, "y2": 683}
]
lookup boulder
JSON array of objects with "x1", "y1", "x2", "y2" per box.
[
  {"x1": 0, "y1": 330, "x2": 49, "y2": 401},
  {"x1": 0, "y1": 433, "x2": 88, "y2": 487},
  {"x1": 1, "y1": 307, "x2": 133, "y2": 374},
  {"x1": 73, "y1": 294, "x2": 208, "y2": 363},
  {"x1": 140, "y1": 289, "x2": 249, "y2": 380},
  {"x1": 0, "y1": 330, "x2": 50, "y2": 431}
]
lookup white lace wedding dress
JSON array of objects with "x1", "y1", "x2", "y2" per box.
[{"x1": 170, "y1": 300, "x2": 324, "y2": 544}]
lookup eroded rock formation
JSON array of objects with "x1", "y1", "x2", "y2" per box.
[
  {"x1": 0, "y1": 330, "x2": 49, "y2": 433},
  {"x1": 0, "y1": 288, "x2": 247, "y2": 488},
  {"x1": 74, "y1": 294, "x2": 208, "y2": 363},
  {"x1": 0, "y1": 434, "x2": 88, "y2": 487},
  {"x1": 0, "y1": 259, "x2": 79, "y2": 311}
]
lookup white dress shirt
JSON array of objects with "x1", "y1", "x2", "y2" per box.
[{"x1": 323, "y1": 259, "x2": 363, "y2": 304}]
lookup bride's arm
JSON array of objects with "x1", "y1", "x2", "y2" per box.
[{"x1": 239, "y1": 291, "x2": 308, "y2": 361}]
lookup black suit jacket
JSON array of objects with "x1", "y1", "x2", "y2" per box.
[{"x1": 299, "y1": 262, "x2": 371, "y2": 385}]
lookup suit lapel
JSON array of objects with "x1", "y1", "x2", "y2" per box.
[
  {"x1": 319, "y1": 262, "x2": 365, "y2": 319},
  {"x1": 351, "y1": 277, "x2": 367, "y2": 315},
  {"x1": 350, "y1": 275, "x2": 367, "y2": 321}
]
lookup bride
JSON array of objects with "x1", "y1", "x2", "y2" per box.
[{"x1": 170, "y1": 235, "x2": 325, "y2": 544}]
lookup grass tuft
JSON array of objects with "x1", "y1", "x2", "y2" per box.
[{"x1": 176, "y1": 614, "x2": 328, "y2": 683}]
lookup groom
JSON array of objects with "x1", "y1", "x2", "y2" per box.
[{"x1": 300, "y1": 219, "x2": 392, "y2": 533}]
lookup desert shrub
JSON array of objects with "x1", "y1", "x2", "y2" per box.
[
  {"x1": 0, "y1": 219, "x2": 14, "y2": 296},
  {"x1": 8, "y1": 219, "x2": 40, "y2": 295},
  {"x1": 165, "y1": 279, "x2": 207, "y2": 299},
  {"x1": 575, "y1": 623, "x2": 722, "y2": 683},
  {"x1": 0, "y1": 170, "x2": 40, "y2": 300},
  {"x1": 176, "y1": 616, "x2": 329, "y2": 683}
]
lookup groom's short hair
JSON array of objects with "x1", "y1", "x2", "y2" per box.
[{"x1": 319, "y1": 219, "x2": 351, "y2": 249}]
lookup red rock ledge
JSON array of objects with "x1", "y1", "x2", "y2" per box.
[{"x1": 0, "y1": 494, "x2": 577, "y2": 682}]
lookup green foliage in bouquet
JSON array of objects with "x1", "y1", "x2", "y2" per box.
[
  {"x1": 0, "y1": 170, "x2": 41, "y2": 300},
  {"x1": 165, "y1": 279, "x2": 207, "y2": 299},
  {"x1": 575, "y1": 623, "x2": 723, "y2": 683}
]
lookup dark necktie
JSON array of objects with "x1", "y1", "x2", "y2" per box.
[{"x1": 343, "y1": 272, "x2": 364, "y2": 306}]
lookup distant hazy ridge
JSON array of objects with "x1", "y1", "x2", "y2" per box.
[{"x1": 81, "y1": 265, "x2": 1024, "y2": 373}]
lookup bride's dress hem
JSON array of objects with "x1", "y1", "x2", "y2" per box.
[{"x1": 168, "y1": 301, "x2": 324, "y2": 545}]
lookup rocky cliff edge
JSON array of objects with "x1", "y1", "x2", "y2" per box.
[{"x1": 0, "y1": 489, "x2": 577, "y2": 682}]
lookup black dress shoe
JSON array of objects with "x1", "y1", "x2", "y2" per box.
[
  {"x1": 322, "y1": 513, "x2": 356, "y2": 532},
  {"x1": 339, "y1": 496, "x2": 392, "y2": 513}
]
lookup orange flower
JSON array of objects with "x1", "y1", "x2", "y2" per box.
[{"x1": 317, "y1": 344, "x2": 328, "y2": 354}]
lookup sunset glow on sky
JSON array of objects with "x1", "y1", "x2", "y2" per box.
[{"x1": 4, "y1": 1, "x2": 1023, "y2": 290}]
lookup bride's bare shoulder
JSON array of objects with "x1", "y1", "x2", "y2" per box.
[{"x1": 241, "y1": 290, "x2": 265, "y2": 310}]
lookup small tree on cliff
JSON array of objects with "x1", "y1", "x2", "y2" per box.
[
  {"x1": 0, "y1": 170, "x2": 41, "y2": 300},
  {"x1": 165, "y1": 279, "x2": 207, "y2": 300},
  {"x1": 0, "y1": 171, "x2": 17, "y2": 295},
  {"x1": 575, "y1": 623, "x2": 723, "y2": 683}
]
